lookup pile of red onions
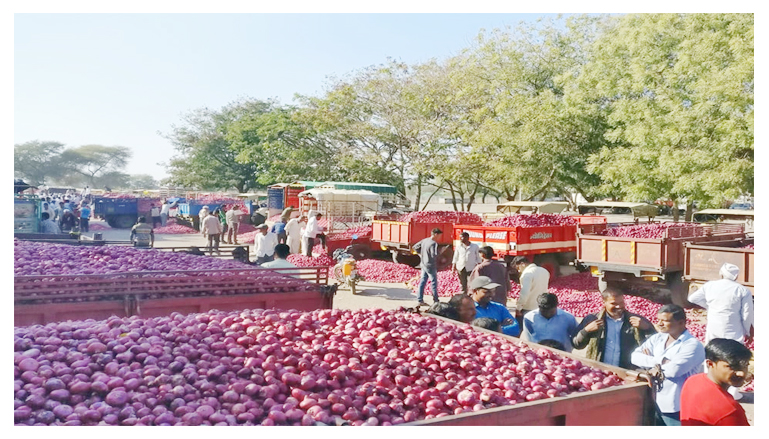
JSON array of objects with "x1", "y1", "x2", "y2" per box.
[
  {"x1": 743, "y1": 244, "x2": 754, "y2": 250},
  {"x1": 14, "y1": 308, "x2": 625, "y2": 426},
  {"x1": 154, "y1": 220, "x2": 198, "y2": 235},
  {"x1": 599, "y1": 223, "x2": 703, "y2": 239},
  {"x1": 354, "y1": 260, "x2": 419, "y2": 283},
  {"x1": 286, "y1": 253, "x2": 335, "y2": 268},
  {"x1": 484, "y1": 214, "x2": 578, "y2": 228},
  {"x1": 14, "y1": 241, "x2": 250, "y2": 276},
  {"x1": 137, "y1": 198, "x2": 162, "y2": 213},
  {"x1": 327, "y1": 226, "x2": 373, "y2": 242},
  {"x1": 397, "y1": 211, "x2": 483, "y2": 225},
  {"x1": 88, "y1": 224, "x2": 112, "y2": 231}
]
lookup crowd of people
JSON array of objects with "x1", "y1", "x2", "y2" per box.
[
  {"x1": 425, "y1": 254, "x2": 755, "y2": 426},
  {"x1": 35, "y1": 187, "x2": 94, "y2": 234}
]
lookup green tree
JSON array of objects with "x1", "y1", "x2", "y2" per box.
[
  {"x1": 581, "y1": 13, "x2": 753, "y2": 219},
  {"x1": 58, "y1": 144, "x2": 132, "y2": 187},
  {"x1": 14, "y1": 140, "x2": 66, "y2": 185},
  {"x1": 126, "y1": 174, "x2": 159, "y2": 190},
  {"x1": 161, "y1": 100, "x2": 266, "y2": 193}
]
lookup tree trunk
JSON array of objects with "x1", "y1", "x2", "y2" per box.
[
  {"x1": 685, "y1": 200, "x2": 695, "y2": 222},
  {"x1": 421, "y1": 183, "x2": 444, "y2": 211},
  {"x1": 413, "y1": 173, "x2": 422, "y2": 211},
  {"x1": 465, "y1": 184, "x2": 479, "y2": 212},
  {"x1": 456, "y1": 186, "x2": 466, "y2": 212},
  {"x1": 671, "y1": 197, "x2": 680, "y2": 222},
  {"x1": 446, "y1": 181, "x2": 459, "y2": 211}
]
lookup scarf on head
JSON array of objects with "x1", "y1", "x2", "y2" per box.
[{"x1": 585, "y1": 309, "x2": 644, "y2": 363}]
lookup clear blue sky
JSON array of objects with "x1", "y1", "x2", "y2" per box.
[{"x1": 14, "y1": 13, "x2": 567, "y2": 182}]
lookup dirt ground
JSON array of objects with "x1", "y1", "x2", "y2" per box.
[{"x1": 83, "y1": 221, "x2": 755, "y2": 425}]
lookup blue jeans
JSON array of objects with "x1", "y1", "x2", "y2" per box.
[{"x1": 417, "y1": 266, "x2": 439, "y2": 302}]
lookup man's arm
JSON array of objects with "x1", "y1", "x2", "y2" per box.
[
  {"x1": 660, "y1": 340, "x2": 705, "y2": 378},
  {"x1": 516, "y1": 271, "x2": 532, "y2": 311},
  {"x1": 687, "y1": 287, "x2": 707, "y2": 309},
  {"x1": 571, "y1": 314, "x2": 599, "y2": 349},
  {"x1": 630, "y1": 337, "x2": 658, "y2": 369},
  {"x1": 740, "y1": 287, "x2": 754, "y2": 337}
]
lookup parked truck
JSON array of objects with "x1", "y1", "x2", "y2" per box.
[
  {"x1": 683, "y1": 237, "x2": 754, "y2": 296},
  {"x1": 576, "y1": 223, "x2": 746, "y2": 306},
  {"x1": 92, "y1": 197, "x2": 139, "y2": 228},
  {"x1": 372, "y1": 218, "x2": 458, "y2": 268}
]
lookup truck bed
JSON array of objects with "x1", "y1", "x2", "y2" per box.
[
  {"x1": 577, "y1": 223, "x2": 745, "y2": 276},
  {"x1": 683, "y1": 238, "x2": 754, "y2": 293}
]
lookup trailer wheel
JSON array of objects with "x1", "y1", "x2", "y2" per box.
[
  {"x1": 349, "y1": 244, "x2": 372, "y2": 261},
  {"x1": 668, "y1": 274, "x2": 694, "y2": 308},
  {"x1": 393, "y1": 251, "x2": 420, "y2": 267},
  {"x1": 534, "y1": 254, "x2": 561, "y2": 278},
  {"x1": 113, "y1": 215, "x2": 136, "y2": 229}
]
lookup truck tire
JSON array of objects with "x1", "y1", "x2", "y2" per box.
[
  {"x1": 113, "y1": 215, "x2": 136, "y2": 229},
  {"x1": 392, "y1": 251, "x2": 420, "y2": 267},
  {"x1": 251, "y1": 213, "x2": 266, "y2": 226},
  {"x1": 349, "y1": 244, "x2": 372, "y2": 261},
  {"x1": 534, "y1": 254, "x2": 561, "y2": 278}
]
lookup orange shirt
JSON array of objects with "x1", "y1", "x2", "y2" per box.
[{"x1": 680, "y1": 373, "x2": 749, "y2": 426}]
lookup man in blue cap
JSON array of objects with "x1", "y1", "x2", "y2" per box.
[{"x1": 470, "y1": 276, "x2": 520, "y2": 337}]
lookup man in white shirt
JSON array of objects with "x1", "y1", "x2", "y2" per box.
[
  {"x1": 150, "y1": 204, "x2": 161, "y2": 228},
  {"x1": 688, "y1": 262, "x2": 754, "y2": 400},
  {"x1": 252, "y1": 223, "x2": 279, "y2": 264},
  {"x1": 285, "y1": 215, "x2": 307, "y2": 254},
  {"x1": 512, "y1": 256, "x2": 551, "y2": 325},
  {"x1": 201, "y1": 212, "x2": 222, "y2": 255},
  {"x1": 225, "y1": 205, "x2": 242, "y2": 244},
  {"x1": 302, "y1": 212, "x2": 325, "y2": 257},
  {"x1": 160, "y1": 201, "x2": 170, "y2": 227},
  {"x1": 452, "y1": 232, "x2": 481, "y2": 294},
  {"x1": 261, "y1": 244, "x2": 299, "y2": 277},
  {"x1": 631, "y1": 304, "x2": 705, "y2": 426}
]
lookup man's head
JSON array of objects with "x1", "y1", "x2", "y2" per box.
[
  {"x1": 233, "y1": 205, "x2": 239, "y2": 210},
  {"x1": 471, "y1": 317, "x2": 501, "y2": 332},
  {"x1": 600, "y1": 288, "x2": 625, "y2": 319},
  {"x1": 478, "y1": 246, "x2": 495, "y2": 261},
  {"x1": 258, "y1": 224, "x2": 269, "y2": 234},
  {"x1": 448, "y1": 294, "x2": 476, "y2": 323},
  {"x1": 512, "y1": 256, "x2": 531, "y2": 273},
  {"x1": 299, "y1": 215, "x2": 307, "y2": 223},
  {"x1": 274, "y1": 244, "x2": 290, "y2": 260},
  {"x1": 705, "y1": 338, "x2": 753, "y2": 389},
  {"x1": 719, "y1": 263, "x2": 740, "y2": 281},
  {"x1": 426, "y1": 302, "x2": 460, "y2": 322},
  {"x1": 316, "y1": 213, "x2": 323, "y2": 219},
  {"x1": 537, "y1": 292, "x2": 559, "y2": 319},
  {"x1": 460, "y1": 232, "x2": 470, "y2": 245},
  {"x1": 469, "y1": 276, "x2": 500, "y2": 307},
  {"x1": 431, "y1": 228, "x2": 443, "y2": 238},
  {"x1": 41, "y1": 212, "x2": 50, "y2": 221},
  {"x1": 656, "y1": 304, "x2": 687, "y2": 337},
  {"x1": 137, "y1": 216, "x2": 147, "y2": 224}
]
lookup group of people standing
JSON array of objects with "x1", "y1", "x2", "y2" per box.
[
  {"x1": 420, "y1": 227, "x2": 754, "y2": 426},
  {"x1": 199, "y1": 204, "x2": 244, "y2": 253},
  {"x1": 248, "y1": 207, "x2": 328, "y2": 262},
  {"x1": 38, "y1": 189, "x2": 92, "y2": 234}
]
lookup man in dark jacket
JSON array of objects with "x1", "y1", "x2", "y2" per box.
[
  {"x1": 572, "y1": 288, "x2": 657, "y2": 370},
  {"x1": 470, "y1": 246, "x2": 510, "y2": 306}
]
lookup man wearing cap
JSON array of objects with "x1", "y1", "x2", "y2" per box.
[
  {"x1": 688, "y1": 262, "x2": 754, "y2": 400},
  {"x1": 252, "y1": 223, "x2": 279, "y2": 264},
  {"x1": 413, "y1": 228, "x2": 443, "y2": 305},
  {"x1": 470, "y1": 246, "x2": 511, "y2": 305},
  {"x1": 470, "y1": 276, "x2": 520, "y2": 337}
]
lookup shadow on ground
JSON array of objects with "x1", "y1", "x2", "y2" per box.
[{"x1": 352, "y1": 282, "x2": 417, "y2": 301}]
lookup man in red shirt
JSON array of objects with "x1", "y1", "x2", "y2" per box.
[{"x1": 680, "y1": 338, "x2": 752, "y2": 426}]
